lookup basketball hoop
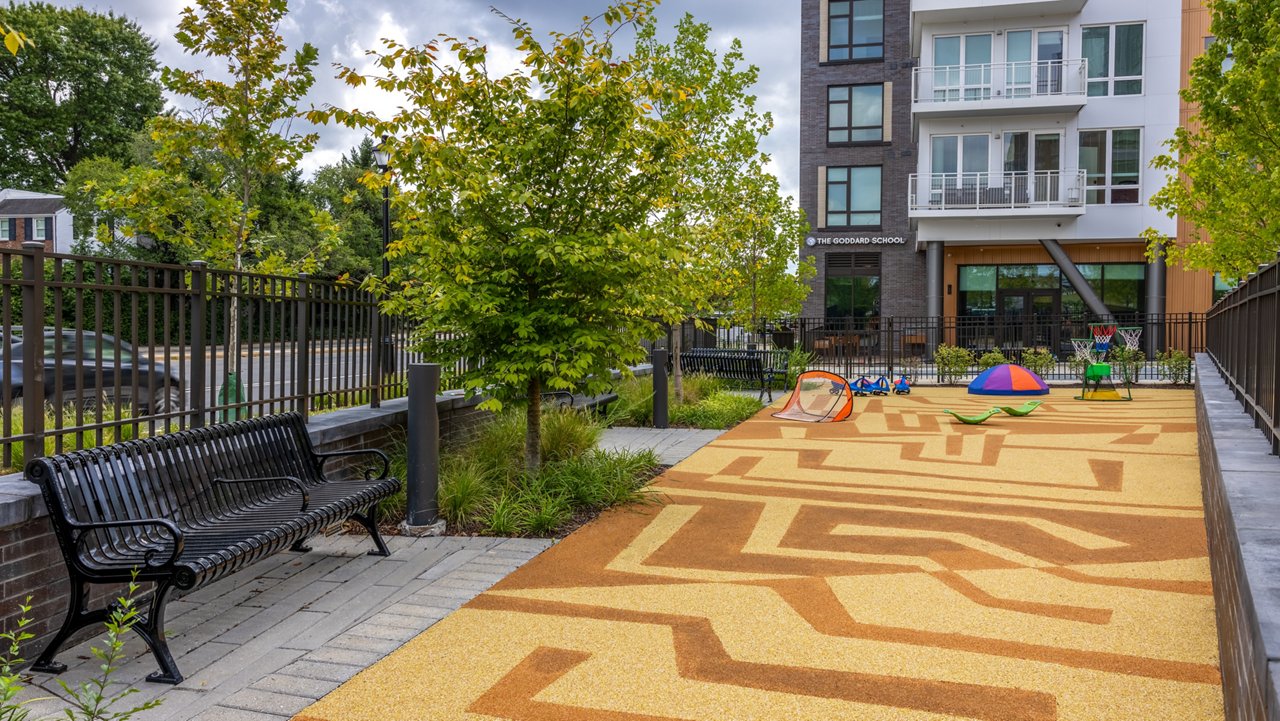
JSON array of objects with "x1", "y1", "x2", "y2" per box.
[
  {"x1": 1117, "y1": 327, "x2": 1143, "y2": 350},
  {"x1": 1089, "y1": 323, "x2": 1117, "y2": 354},
  {"x1": 1072, "y1": 338, "x2": 1101, "y2": 365}
]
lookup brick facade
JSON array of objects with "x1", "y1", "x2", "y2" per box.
[{"x1": 799, "y1": 0, "x2": 924, "y2": 320}]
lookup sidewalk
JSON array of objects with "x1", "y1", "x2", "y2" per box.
[
  {"x1": 16, "y1": 535, "x2": 552, "y2": 721},
  {"x1": 598, "y1": 426, "x2": 725, "y2": 466}
]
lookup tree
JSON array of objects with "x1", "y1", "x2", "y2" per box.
[
  {"x1": 0, "y1": 3, "x2": 162, "y2": 191},
  {"x1": 313, "y1": 1, "x2": 695, "y2": 472},
  {"x1": 635, "y1": 14, "x2": 811, "y2": 399},
  {"x1": 308, "y1": 139, "x2": 387, "y2": 280},
  {"x1": 100, "y1": 0, "x2": 327, "y2": 273},
  {"x1": 1143, "y1": 0, "x2": 1280, "y2": 280}
]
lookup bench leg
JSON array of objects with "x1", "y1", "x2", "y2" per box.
[
  {"x1": 133, "y1": 580, "x2": 182, "y2": 684},
  {"x1": 31, "y1": 579, "x2": 109, "y2": 676},
  {"x1": 352, "y1": 506, "x2": 391, "y2": 557},
  {"x1": 289, "y1": 537, "x2": 314, "y2": 553}
]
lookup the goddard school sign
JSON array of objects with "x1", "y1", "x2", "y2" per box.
[{"x1": 806, "y1": 236, "x2": 908, "y2": 247}]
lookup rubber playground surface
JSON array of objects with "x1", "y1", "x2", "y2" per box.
[{"x1": 296, "y1": 387, "x2": 1223, "y2": 721}]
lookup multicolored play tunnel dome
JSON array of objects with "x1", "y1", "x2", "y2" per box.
[{"x1": 967, "y1": 363, "x2": 1050, "y2": 396}]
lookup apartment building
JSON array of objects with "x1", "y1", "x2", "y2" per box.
[
  {"x1": 799, "y1": 0, "x2": 923, "y2": 321},
  {"x1": 800, "y1": 0, "x2": 1215, "y2": 348}
]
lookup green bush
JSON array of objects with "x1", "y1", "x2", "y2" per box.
[
  {"x1": 609, "y1": 374, "x2": 761, "y2": 430},
  {"x1": 934, "y1": 344, "x2": 975, "y2": 385},
  {"x1": 977, "y1": 349, "x2": 1009, "y2": 371},
  {"x1": 1110, "y1": 346, "x2": 1147, "y2": 385},
  {"x1": 1020, "y1": 347, "x2": 1056, "y2": 378},
  {"x1": 670, "y1": 391, "x2": 763, "y2": 429},
  {"x1": 1156, "y1": 349, "x2": 1194, "y2": 385}
]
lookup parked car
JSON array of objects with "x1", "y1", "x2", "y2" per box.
[{"x1": 1, "y1": 330, "x2": 184, "y2": 416}]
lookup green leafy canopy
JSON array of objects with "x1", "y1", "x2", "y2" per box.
[{"x1": 1144, "y1": 0, "x2": 1280, "y2": 280}]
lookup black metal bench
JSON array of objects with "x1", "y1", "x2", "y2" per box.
[
  {"x1": 679, "y1": 349, "x2": 785, "y2": 401},
  {"x1": 25, "y1": 412, "x2": 401, "y2": 685}
]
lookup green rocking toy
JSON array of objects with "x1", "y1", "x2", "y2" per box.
[
  {"x1": 997, "y1": 400, "x2": 1043, "y2": 417},
  {"x1": 943, "y1": 408, "x2": 1003, "y2": 425}
]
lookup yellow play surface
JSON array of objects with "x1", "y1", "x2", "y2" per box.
[{"x1": 296, "y1": 387, "x2": 1223, "y2": 721}]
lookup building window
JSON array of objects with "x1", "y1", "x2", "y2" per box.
[
  {"x1": 825, "y1": 252, "x2": 880, "y2": 321},
  {"x1": 829, "y1": 0, "x2": 883, "y2": 62},
  {"x1": 959, "y1": 263, "x2": 1147, "y2": 317},
  {"x1": 33, "y1": 217, "x2": 47, "y2": 241},
  {"x1": 1083, "y1": 23, "x2": 1144, "y2": 96},
  {"x1": 828, "y1": 84, "x2": 883, "y2": 143},
  {"x1": 0, "y1": 220, "x2": 8, "y2": 242},
  {"x1": 1205, "y1": 36, "x2": 1235, "y2": 72},
  {"x1": 826, "y1": 166, "x2": 881, "y2": 228},
  {"x1": 1079, "y1": 129, "x2": 1141, "y2": 204}
]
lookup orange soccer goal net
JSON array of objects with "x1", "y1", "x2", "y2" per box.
[{"x1": 772, "y1": 370, "x2": 855, "y2": 423}]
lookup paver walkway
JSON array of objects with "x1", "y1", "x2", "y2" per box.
[
  {"x1": 598, "y1": 426, "x2": 725, "y2": 466},
  {"x1": 16, "y1": 535, "x2": 552, "y2": 721},
  {"x1": 298, "y1": 388, "x2": 1224, "y2": 720}
]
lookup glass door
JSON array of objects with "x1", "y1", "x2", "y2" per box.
[
  {"x1": 1006, "y1": 30, "x2": 1064, "y2": 97},
  {"x1": 933, "y1": 34, "x2": 993, "y2": 101},
  {"x1": 1003, "y1": 132, "x2": 1061, "y2": 204},
  {"x1": 998, "y1": 290, "x2": 1060, "y2": 351}
]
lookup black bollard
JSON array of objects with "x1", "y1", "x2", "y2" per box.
[
  {"x1": 406, "y1": 363, "x2": 441, "y2": 527},
  {"x1": 652, "y1": 348, "x2": 669, "y2": 429}
]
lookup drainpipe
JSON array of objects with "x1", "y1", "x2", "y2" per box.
[
  {"x1": 925, "y1": 241, "x2": 944, "y2": 353},
  {"x1": 1040, "y1": 239, "x2": 1113, "y2": 321}
]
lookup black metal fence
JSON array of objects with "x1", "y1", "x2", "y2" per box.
[
  {"x1": 681, "y1": 312, "x2": 1205, "y2": 382},
  {"x1": 1206, "y1": 257, "x2": 1279, "y2": 455},
  {"x1": 0, "y1": 243, "x2": 462, "y2": 469}
]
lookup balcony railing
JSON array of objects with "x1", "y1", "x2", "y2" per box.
[
  {"x1": 909, "y1": 170, "x2": 1088, "y2": 212},
  {"x1": 912, "y1": 59, "x2": 1088, "y2": 105}
]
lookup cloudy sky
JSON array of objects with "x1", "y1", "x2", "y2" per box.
[{"x1": 48, "y1": 0, "x2": 802, "y2": 198}]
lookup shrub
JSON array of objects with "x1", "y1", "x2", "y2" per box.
[
  {"x1": 1020, "y1": 347, "x2": 1056, "y2": 378},
  {"x1": 1110, "y1": 346, "x2": 1147, "y2": 385},
  {"x1": 539, "y1": 408, "x2": 602, "y2": 464},
  {"x1": 1156, "y1": 349, "x2": 1194, "y2": 385},
  {"x1": 437, "y1": 458, "x2": 492, "y2": 525},
  {"x1": 934, "y1": 344, "x2": 975, "y2": 385},
  {"x1": 670, "y1": 392, "x2": 763, "y2": 429},
  {"x1": 977, "y1": 349, "x2": 1009, "y2": 371}
]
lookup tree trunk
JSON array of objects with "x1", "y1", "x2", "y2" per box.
[{"x1": 524, "y1": 376, "x2": 542, "y2": 474}]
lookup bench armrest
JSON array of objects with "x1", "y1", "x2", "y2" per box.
[
  {"x1": 67, "y1": 518, "x2": 185, "y2": 569},
  {"x1": 315, "y1": 449, "x2": 391, "y2": 481},
  {"x1": 214, "y1": 476, "x2": 310, "y2": 512}
]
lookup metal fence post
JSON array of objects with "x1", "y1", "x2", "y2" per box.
[
  {"x1": 20, "y1": 242, "x2": 44, "y2": 463},
  {"x1": 405, "y1": 363, "x2": 441, "y2": 529},
  {"x1": 370, "y1": 301, "x2": 383, "y2": 409},
  {"x1": 887, "y1": 316, "x2": 896, "y2": 379},
  {"x1": 295, "y1": 274, "x2": 311, "y2": 421},
  {"x1": 652, "y1": 348, "x2": 668, "y2": 429},
  {"x1": 189, "y1": 261, "x2": 207, "y2": 429}
]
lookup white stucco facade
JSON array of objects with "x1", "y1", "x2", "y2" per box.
[{"x1": 910, "y1": 0, "x2": 1181, "y2": 246}]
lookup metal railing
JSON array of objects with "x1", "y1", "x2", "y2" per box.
[
  {"x1": 909, "y1": 170, "x2": 1087, "y2": 211},
  {"x1": 687, "y1": 313, "x2": 1206, "y2": 383},
  {"x1": 912, "y1": 59, "x2": 1089, "y2": 104},
  {"x1": 0, "y1": 243, "x2": 473, "y2": 468},
  {"x1": 1206, "y1": 257, "x2": 1280, "y2": 455}
]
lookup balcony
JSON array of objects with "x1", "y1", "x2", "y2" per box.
[
  {"x1": 912, "y1": 60, "x2": 1088, "y2": 117},
  {"x1": 908, "y1": 170, "x2": 1087, "y2": 219}
]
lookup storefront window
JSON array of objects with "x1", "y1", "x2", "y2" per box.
[
  {"x1": 997, "y1": 264, "x2": 1059, "y2": 290},
  {"x1": 958, "y1": 266, "x2": 996, "y2": 316},
  {"x1": 957, "y1": 263, "x2": 1146, "y2": 317}
]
